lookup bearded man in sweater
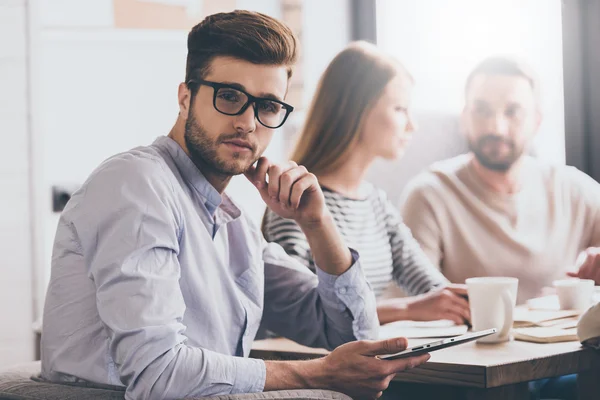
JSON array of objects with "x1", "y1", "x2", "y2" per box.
[{"x1": 401, "y1": 56, "x2": 600, "y2": 305}]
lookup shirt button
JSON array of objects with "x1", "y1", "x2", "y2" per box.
[{"x1": 338, "y1": 287, "x2": 347, "y2": 295}]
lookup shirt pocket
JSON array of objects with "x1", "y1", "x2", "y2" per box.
[{"x1": 235, "y1": 259, "x2": 264, "y2": 308}]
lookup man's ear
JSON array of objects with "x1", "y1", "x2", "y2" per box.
[{"x1": 178, "y1": 82, "x2": 191, "y2": 119}]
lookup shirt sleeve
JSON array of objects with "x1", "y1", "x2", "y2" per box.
[
  {"x1": 399, "y1": 176, "x2": 446, "y2": 272},
  {"x1": 261, "y1": 241, "x2": 379, "y2": 350},
  {"x1": 76, "y1": 158, "x2": 266, "y2": 400},
  {"x1": 262, "y1": 208, "x2": 315, "y2": 271},
  {"x1": 381, "y1": 192, "x2": 448, "y2": 296}
]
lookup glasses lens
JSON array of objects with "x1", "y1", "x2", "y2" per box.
[
  {"x1": 215, "y1": 87, "x2": 248, "y2": 115},
  {"x1": 256, "y1": 100, "x2": 287, "y2": 128}
]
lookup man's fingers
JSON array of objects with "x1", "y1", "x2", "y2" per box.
[
  {"x1": 266, "y1": 161, "x2": 297, "y2": 200},
  {"x1": 279, "y1": 166, "x2": 308, "y2": 206},
  {"x1": 360, "y1": 337, "x2": 408, "y2": 357},
  {"x1": 579, "y1": 258, "x2": 594, "y2": 280},
  {"x1": 266, "y1": 164, "x2": 283, "y2": 200},
  {"x1": 590, "y1": 254, "x2": 600, "y2": 282},
  {"x1": 244, "y1": 157, "x2": 269, "y2": 187},
  {"x1": 383, "y1": 353, "x2": 431, "y2": 374},
  {"x1": 566, "y1": 271, "x2": 579, "y2": 278},
  {"x1": 289, "y1": 172, "x2": 317, "y2": 209}
]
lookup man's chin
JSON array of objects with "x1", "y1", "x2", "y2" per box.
[
  {"x1": 476, "y1": 157, "x2": 514, "y2": 172},
  {"x1": 214, "y1": 151, "x2": 257, "y2": 174},
  {"x1": 218, "y1": 158, "x2": 257, "y2": 176},
  {"x1": 215, "y1": 163, "x2": 252, "y2": 176}
]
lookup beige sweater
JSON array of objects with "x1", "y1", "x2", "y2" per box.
[{"x1": 401, "y1": 155, "x2": 600, "y2": 303}]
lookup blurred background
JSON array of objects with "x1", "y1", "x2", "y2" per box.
[{"x1": 1, "y1": 0, "x2": 599, "y2": 368}]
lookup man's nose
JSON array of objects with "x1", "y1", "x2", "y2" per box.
[
  {"x1": 489, "y1": 113, "x2": 510, "y2": 136},
  {"x1": 233, "y1": 103, "x2": 257, "y2": 134}
]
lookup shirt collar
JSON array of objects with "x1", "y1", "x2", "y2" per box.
[{"x1": 153, "y1": 136, "x2": 241, "y2": 221}]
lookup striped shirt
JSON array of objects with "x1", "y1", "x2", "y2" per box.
[{"x1": 263, "y1": 183, "x2": 449, "y2": 298}]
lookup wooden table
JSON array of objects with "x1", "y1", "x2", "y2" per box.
[{"x1": 251, "y1": 337, "x2": 600, "y2": 400}]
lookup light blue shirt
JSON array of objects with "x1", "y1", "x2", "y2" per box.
[{"x1": 41, "y1": 136, "x2": 378, "y2": 400}]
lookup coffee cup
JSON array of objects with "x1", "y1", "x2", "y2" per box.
[
  {"x1": 553, "y1": 278, "x2": 594, "y2": 311},
  {"x1": 466, "y1": 277, "x2": 518, "y2": 343}
]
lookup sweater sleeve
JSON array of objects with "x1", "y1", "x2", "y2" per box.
[{"x1": 380, "y1": 190, "x2": 449, "y2": 295}]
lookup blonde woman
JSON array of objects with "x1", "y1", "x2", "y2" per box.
[{"x1": 263, "y1": 42, "x2": 470, "y2": 325}]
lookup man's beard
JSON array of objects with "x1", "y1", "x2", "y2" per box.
[
  {"x1": 468, "y1": 134, "x2": 524, "y2": 172},
  {"x1": 184, "y1": 111, "x2": 259, "y2": 176}
]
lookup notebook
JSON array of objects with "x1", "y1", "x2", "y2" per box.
[
  {"x1": 513, "y1": 308, "x2": 581, "y2": 328},
  {"x1": 513, "y1": 327, "x2": 579, "y2": 343},
  {"x1": 379, "y1": 320, "x2": 468, "y2": 339}
]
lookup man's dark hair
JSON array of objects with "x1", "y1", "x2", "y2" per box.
[
  {"x1": 185, "y1": 10, "x2": 298, "y2": 94},
  {"x1": 464, "y1": 56, "x2": 540, "y2": 101}
]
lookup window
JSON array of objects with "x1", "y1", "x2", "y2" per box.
[{"x1": 376, "y1": 0, "x2": 565, "y2": 163}]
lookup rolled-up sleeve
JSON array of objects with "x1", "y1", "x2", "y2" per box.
[
  {"x1": 261, "y1": 242, "x2": 378, "y2": 350},
  {"x1": 77, "y1": 158, "x2": 266, "y2": 399}
]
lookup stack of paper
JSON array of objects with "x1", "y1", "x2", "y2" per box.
[
  {"x1": 379, "y1": 320, "x2": 468, "y2": 339},
  {"x1": 513, "y1": 308, "x2": 581, "y2": 328},
  {"x1": 511, "y1": 294, "x2": 590, "y2": 343},
  {"x1": 512, "y1": 327, "x2": 578, "y2": 343}
]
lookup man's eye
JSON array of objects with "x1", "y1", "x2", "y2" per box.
[
  {"x1": 474, "y1": 108, "x2": 491, "y2": 117},
  {"x1": 218, "y1": 90, "x2": 241, "y2": 102},
  {"x1": 506, "y1": 107, "x2": 524, "y2": 119},
  {"x1": 258, "y1": 101, "x2": 280, "y2": 113}
]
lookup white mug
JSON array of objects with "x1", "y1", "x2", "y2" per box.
[
  {"x1": 466, "y1": 277, "x2": 518, "y2": 343},
  {"x1": 553, "y1": 278, "x2": 595, "y2": 310}
]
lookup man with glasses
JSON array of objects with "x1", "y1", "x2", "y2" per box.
[{"x1": 41, "y1": 10, "x2": 429, "y2": 400}]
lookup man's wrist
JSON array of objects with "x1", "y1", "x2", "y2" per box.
[
  {"x1": 296, "y1": 210, "x2": 333, "y2": 234},
  {"x1": 302, "y1": 358, "x2": 329, "y2": 390},
  {"x1": 264, "y1": 359, "x2": 328, "y2": 391}
]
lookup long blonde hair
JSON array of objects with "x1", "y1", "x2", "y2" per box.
[{"x1": 291, "y1": 41, "x2": 411, "y2": 175}]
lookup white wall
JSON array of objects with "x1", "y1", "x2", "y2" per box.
[
  {"x1": 377, "y1": 0, "x2": 565, "y2": 164},
  {"x1": 0, "y1": 0, "x2": 35, "y2": 368},
  {"x1": 301, "y1": 0, "x2": 350, "y2": 107}
]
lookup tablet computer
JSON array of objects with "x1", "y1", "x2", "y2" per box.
[{"x1": 379, "y1": 328, "x2": 498, "y2": 360}]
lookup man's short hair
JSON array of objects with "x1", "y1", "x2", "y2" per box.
[
  {"x1": 464, "y1": 56, "x2": 540, "y2": 102},
  {"x1": 185, "y1": 10, "x2": 298, "y2": 91}
]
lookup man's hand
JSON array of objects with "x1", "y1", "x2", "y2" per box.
[
  {"x1": 567, "y1": 248, "x2": 600, "y2": 284},
  {"x1": 312, "y1": 337, "x2": 430, "y2": 399},
  {"x1": 246, "y1": 157, "x2": 352, "y2": 275},
  {"x1": 245, "y1": 157, "x2": 326, "y2": 228},
  {"x1": 264, "y1": 337, "x2": 429, "y2": 399},
  {"x1": 378, "y1": 286, "x2": 470, "y2": 326}
]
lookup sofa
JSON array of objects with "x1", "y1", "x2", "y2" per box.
[{"x1": 0, "y1": 362, "x2": 351, "y2": 400}]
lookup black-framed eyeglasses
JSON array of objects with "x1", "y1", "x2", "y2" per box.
[{"x1": 187, "y1": 79, "x2": 294, "y2": 129}]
